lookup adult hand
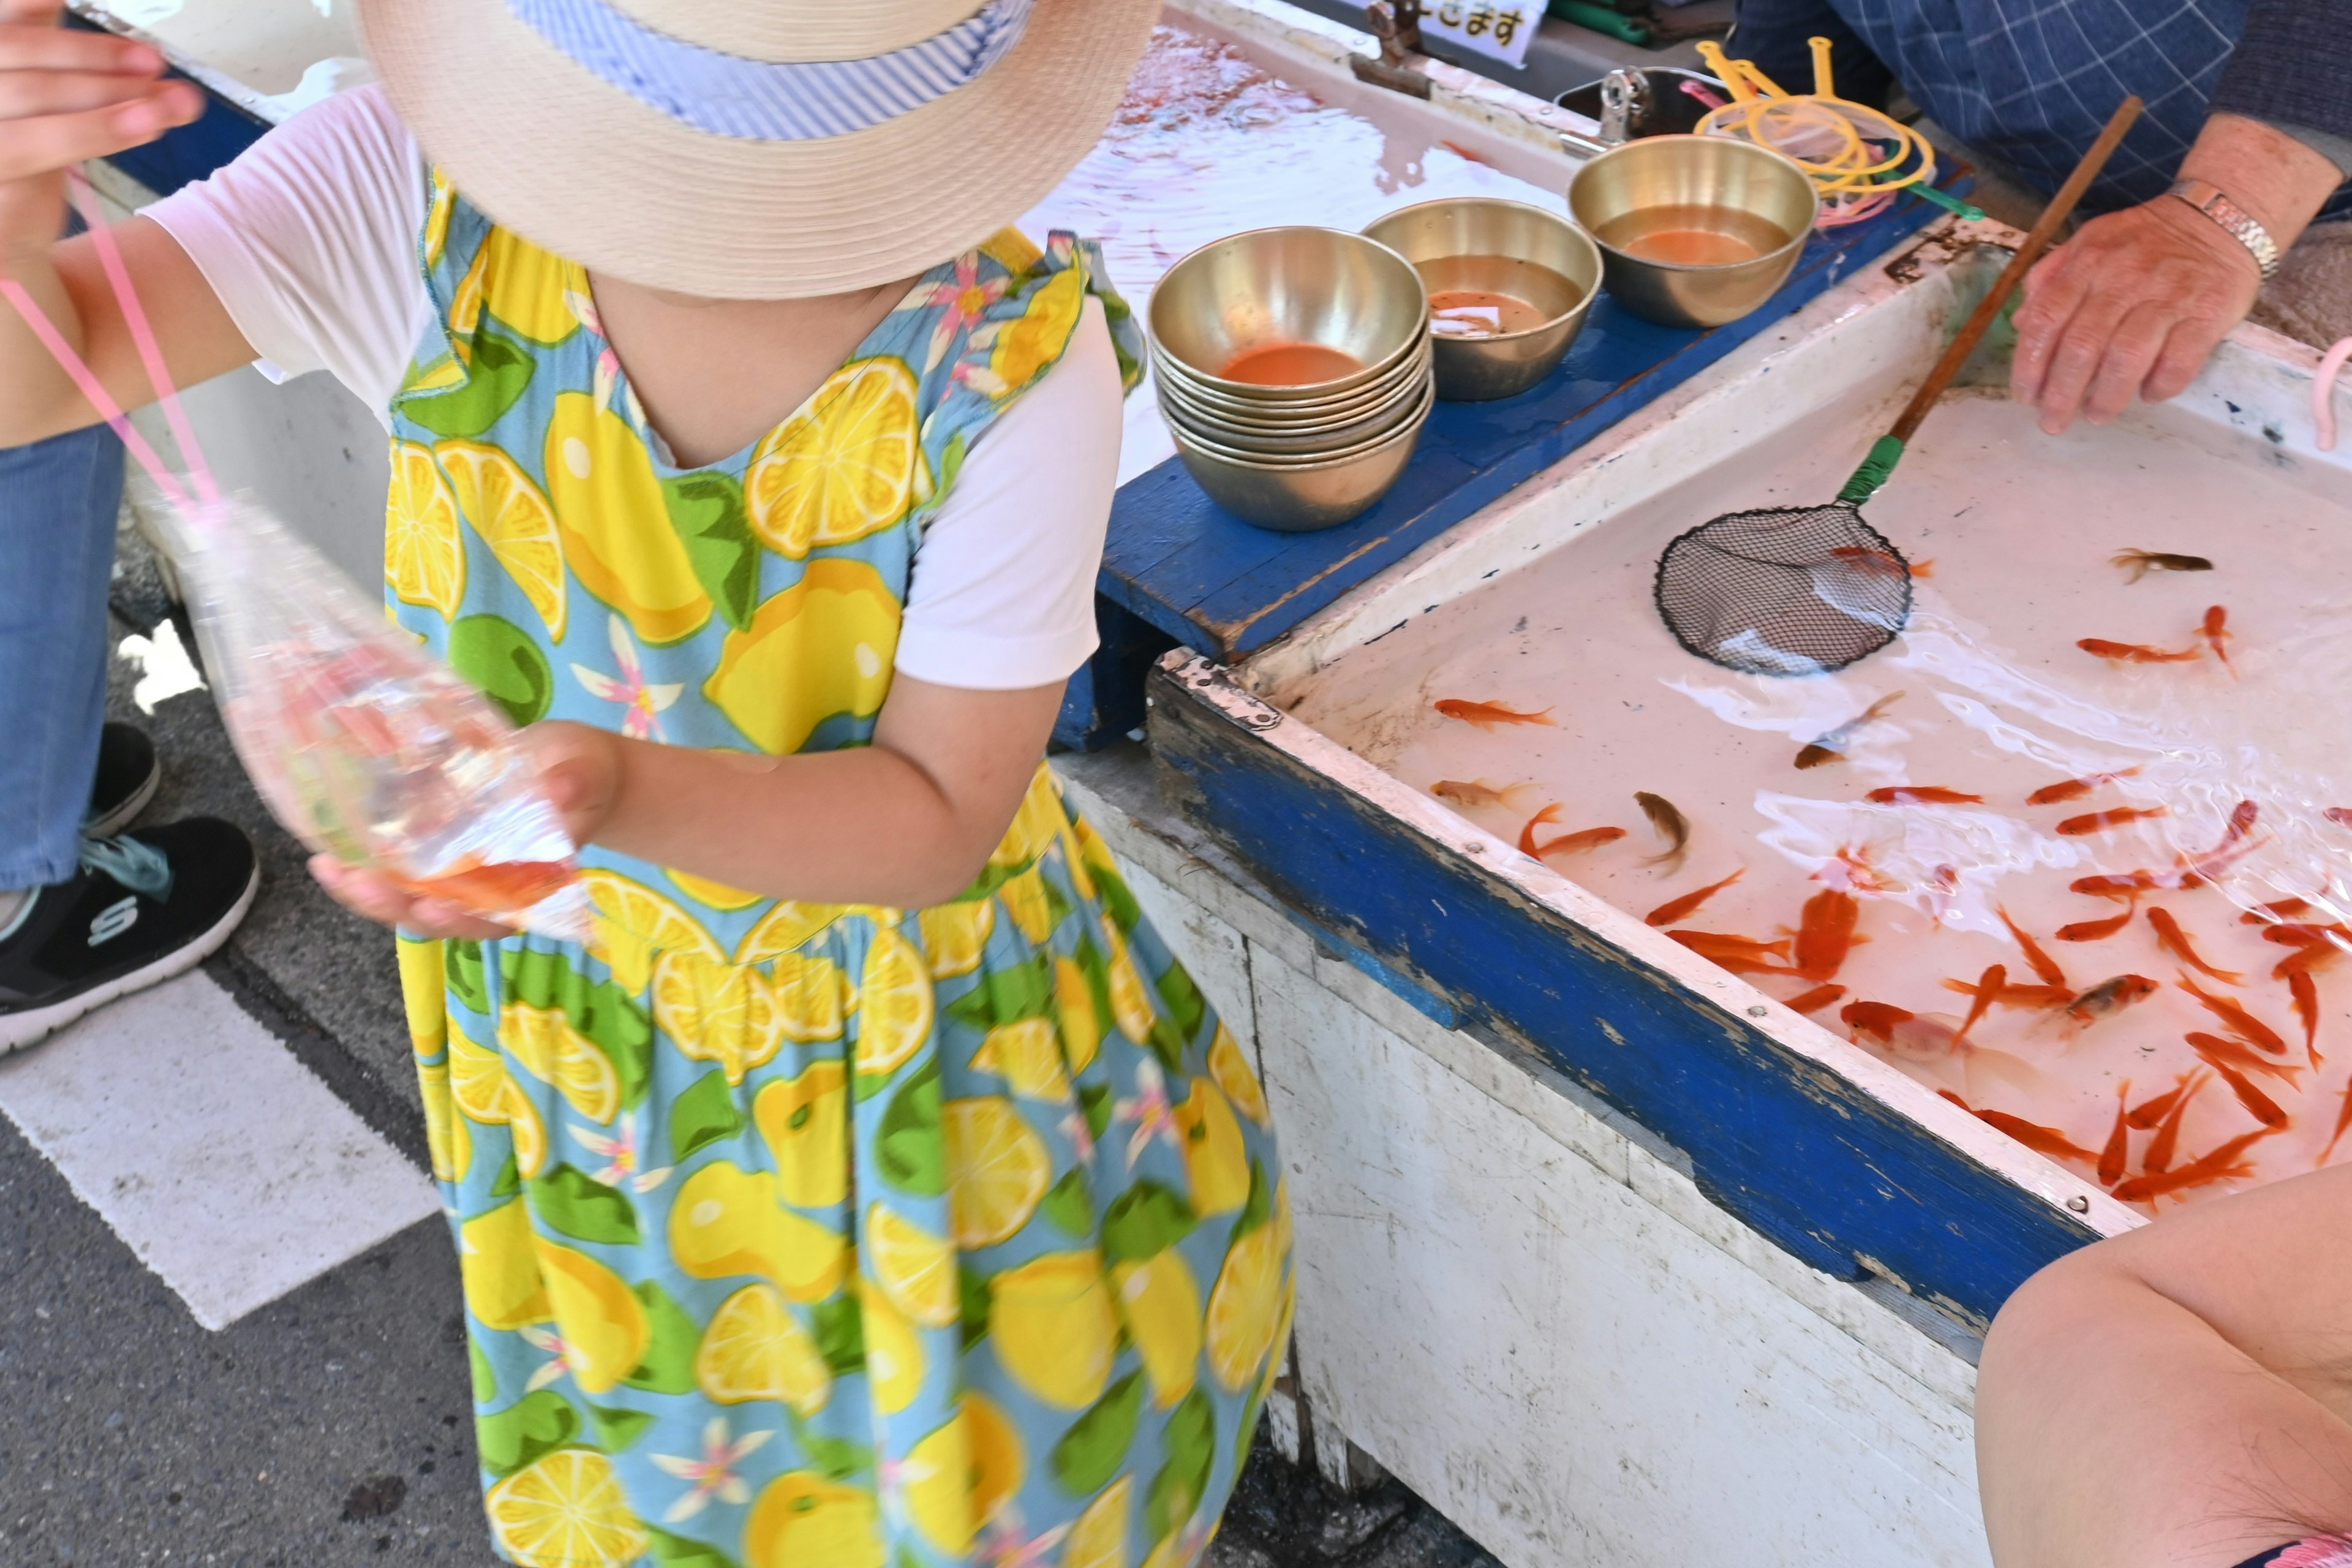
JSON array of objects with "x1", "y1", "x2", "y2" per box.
[
  {"x1": 307, "y1": 721, "x2": 625, "y2": 940},
  {"x1": 2009, "y1": 196, "x2": 2261, "y2": 434},
  {"x1": 0, "y1": 0, "x2": 202, "y2": 259}
]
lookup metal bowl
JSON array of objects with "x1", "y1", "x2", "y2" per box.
[
  {"x1": 1148, "y1": 226, "x2": 1430, "y2": 399},
  {"x1": 1152, "y1": 339, "x2": 1429, "y2": 426},
  {"x1": 1163, "y1": 369, "x2": 1431, "y2": 459},
  {"x1": 1172, "y1": 407, "x2": 1428, "y2": 532},
  {"x1": 1566, "y1": 135, "x2": 1818, "y2": 329},
  {"x1": 1169, "y1": 376, "x2": 1434, "y2": 469},
  {"x1": 1362, "y1": 198, "x2": 1602, "y2": 402},
  {"x1": 1155, "y1": 349, "x2": 1430, "y2": 446}
]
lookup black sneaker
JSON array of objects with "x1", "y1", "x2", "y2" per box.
[
  {"x1": 0, "y1": 819, "x2": 258, "y2": 1054},
  {"x1": 83, "y1": 722, "x2": 161, "y2": 839}
]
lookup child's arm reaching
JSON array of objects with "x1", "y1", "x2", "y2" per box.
[
  {"x1": 312, "y1": 676, "x2": 1068, "y2": 937},
  {"x1": 0, "y1": 0, "x2": 255, "y2": 446}
]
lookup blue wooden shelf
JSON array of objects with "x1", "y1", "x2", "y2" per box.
[{"x1": 1057, "y1": 194, "x2": 1947, "y2": 748}]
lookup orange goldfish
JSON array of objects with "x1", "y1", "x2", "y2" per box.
[
  {"x1": 2097, "y1": 1082, "x2": 2132, "y2": 1187},
  {"x1": 1430, "y1": 778, "x2": 1531, "y2": 809},
  {"x1": 2056, "y1": 805, "x2": 2169, "y2": 837},
  {"x1": 2126, "y1": 1074, "x2": 2196, "y2": 1131},
  {"x1": 1866, "y1": 785, "x2": 1985, "y2": 805},
  {"x1": 2178, "y1": 973, "x2": 2287, "y2": 1055},
  {"x1": 2241, "y1": 897, "x2": 2315, "y2": 925},
  {"x1": 1965, "y1": 1102, "x2": 2100, "y2": 1164},
  {"x1": 1997, "y1": 906, "x2": 2070, "y2": 987},
  {"x1": 2290, "y1": 969, "x2": 2323, "y2": 1068},
  {"x1": 2324, "y1": 1081, "x2": 2352, "y2": 1164},
  {"x1": 2203, "y1": 605, "x2": 2235, "y2": 676},
  {"x1": 1793, "y1": 889, "x2": 1861, "y2": 982},
  {"x1": 1784, "y1": 982, "x2": 1847, "y2": 1014},
  {"x1": 1940, "y1": 973, "x2": 2072, "y2": 1011},
  {"x1": 2143, "y1": 1073, "x2": 2208, "y2": 1174},
  {"x1": 1954, "y1": 963, "x2": 2007, "y2": 1043},
  {"x1": 1840, "y1": 1000, "x2": 1915, "y2": 1043},
  {"x1": 1645, "y1": 867, "x2": 1745, "y2": 927},
  {"x1": 2056, "y1": 907, "x2": 2138, "y2": 942},
  {"x1": 1434, "y1": 698, "x2": 1556, "y2": 730},
  {"x1": 2327, "y1": 809, "x2": 2352, "y2": 830},
  {"x1": 2184, "y1": 1031, "x2": 2302, "y2": 1087},
  {"x1": 2146, "y1": 907, "x2": 2242, "y2": 984},
  {"x1": 1795, "y1": 691, "x2": 1904, "y2": 769},
  {"x1": 2111, "y1": 1128, "x2": 2274, "y2": 1204},
  {"x1": 2026, "y1": 766, "x2": 2143, "y2": 806},
  {"x1": 2077, "y1": 637, "x2": 2202, "y2": 664}
]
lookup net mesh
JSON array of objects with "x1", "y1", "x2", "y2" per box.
[{"x1": 1653, "y1": 501, "x2": 1913, "y2": 676}]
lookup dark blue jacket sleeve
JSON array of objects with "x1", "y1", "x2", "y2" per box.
[{"x1": 2209, "y1": 0, "x2": 2352, "y2": 147}]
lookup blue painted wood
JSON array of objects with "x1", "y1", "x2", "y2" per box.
[
  {"x1": 68, "y1": 17, "x2": 269, "y2": 199},
  {"x1": 1102, "y1": 197, "x2": 1943, "y2": 664},
  {"x1": 1147, "y1": 657, "x2": 2096, "y2": 1328}
]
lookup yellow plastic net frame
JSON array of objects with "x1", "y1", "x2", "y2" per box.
[{"x1": 1693, "y1": 37, "x2": 1938, "y2": 228}]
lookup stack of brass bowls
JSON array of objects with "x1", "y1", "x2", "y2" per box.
[{"x1": 1150, "y1": 227, "x2": 1434, "y2": 532}]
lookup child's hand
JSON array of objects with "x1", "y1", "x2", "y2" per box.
[{"x1": 309, "y1": 721, "x2": 626, "y2": 940}]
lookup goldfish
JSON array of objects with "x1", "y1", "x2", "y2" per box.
[
  {"x1": 2181, "y1": 800, "x2": 2263, "y2": 881},
  {"x1": 1794, "y1": 691, "x2": 1904, "y2": 769},
  {"x1": 1785, "y1": 982, "x2": 1847, "y2": 1014},
  {"x1": 2097, "y1": 1082, "x2": 2132, "y2": 1187},
  {"x1": 2110, "y1": 1128, "x2": 2274, "y2": 1204},
  {"x1": 2177, "y1": 974, "x2": 2287, "y2": 1055},
  {"x1": 2145, "y1": 907, "x2": 2242, "y2": 984},
  {"x1": 2111, "y1": 549, "x2": 2214, "y2": 583},
  {"x1": 2127, "y1": 1074, "x2": 2197, "y2": 1131},
  {"x1": 2064, "y1": 974, "x2": 2160, "y2": 1026},
  {"x1": 1955, "y1": 963, "x2": 2007, "y2": 1043},
  {"x1": 2274, "y1": 943, "x2": 2343, "y2": 983},
  {"x1": 1431, "y1": 778, "x2": 1531, "y2": 809},
  {"x1": 2056, "y1": 805, "x2": 2169, "y2": 837},
  {"x1": 1793, "y1": 889, "x2": 1861, "y2": 982},
  {"x1": 2291, "y1": 969, "x2": 2323, "y2": 1068},
  {"x1": 2260, "y1": 922, "x2": 2352, "y2": 950},
  {"x1": 2203, "y1": 606, "x2": 2235, "y2": 676},
  {"x1": 2056, "y1": 907, "x2": 2138, "y2": 942},
  {"x1": 1940, "y1": 973, "x2": 2072, "y2": 1011},
  {"x1": 1997, "y1": 906, "x2": 2070, "y2": 987},
  {"x1": 1635, "y1": 791, "x2": 1690, "y2": 875},
  {"x1": 2327, "y1": 809, "x2": 2352, "y2": 829},
  {"x1": 1645, "y1": 867, "x2": 1745, "y2": 927},
  {"x1": 1818, "y1": 843, "x2": 1903, "y2": 895},
  {"x1": 1829, "y1": 545, "x2": 1910, "y2": 582},
  {"x1": 1909, "y1": 559, "x2": 1936, "y2": 579},
  {"x1": 1667, "y1": 930, "x2": 1792, "y2": 963},
  {"x1": 1841, "y1": 1000, "x2": 1915, "y2": 1044},
  {"x1": 2184, "y1": 1031, "x2": 2302, "y2": 1087},
  {"x1": 2076, "y1": 638, "x2": 2201, "y2": 664},
  {"x1": 398, "y1": 858, "x2": 575, "y2": 915},
  {"x1": 2143, "y1": 1073, "x2": 2207, "y2": 1174},
  {"x1": 1539, "y1": 827, "x2": 1628, "y2": 858},
  {"x1": 2324, "y1": 1082, "x2": 2352, "y2": 1164},
  {"x1": 2206, "y1": 1055, "x2": 2289, "y2": 1128},
  {"x1": 1964, "y1": 1102, "x2": 2100, "y2": 1164},
  {"x1": 2241, "y1": 897, "x2": 2315, "y2": 925},
  {"x1": 1865, "y1": 785, "x2": 1985, "y2": 805},
  {"x1": 2026, "y1": 766, "x2": 2144, "y2": 806},
  {"x1": 1517, "y1": 803, "x2": 1624, "y2": 861},
  {"x1": 1434, "y1": 698, "x2": 1556, "y2": 730},
  {"x1": 2070, "y1": 870, "x2": 2175, "y2": 899}
]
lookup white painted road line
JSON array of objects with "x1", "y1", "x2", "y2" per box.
[{"x1": 0, "y1": 970, "x2": 440, "y2": 1330}]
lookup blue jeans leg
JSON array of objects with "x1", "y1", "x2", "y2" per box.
[{"x1": 0, "y1": 424, "x2": 128, "y2": 891}]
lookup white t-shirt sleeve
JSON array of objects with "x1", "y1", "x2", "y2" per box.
[
  {"x1": 895, "y1": 296, "x2": 1123, "y2": 692},
  {"x1": 143, "y1": 83, "x2": 429, "y2": 423}
]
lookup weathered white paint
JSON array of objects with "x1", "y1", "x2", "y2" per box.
[
  {"x1": 1060, "y1": 748, "x2": 1993, "y2": 1567},
  {"x1": 0, "y1": 971, "x2": 440, "y2": 1331}
]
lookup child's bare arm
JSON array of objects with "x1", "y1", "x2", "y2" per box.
[
  {"x1": 314, "y1": 676, "x2": 1068, "y2": 937},
  {"x1": 0, "y1": 1, "x2": 255, "y2": 445}
]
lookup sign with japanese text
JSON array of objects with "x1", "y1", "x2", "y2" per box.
[{"x1": 1419, "y1": 1, "x2": 1537, "y2": 69}]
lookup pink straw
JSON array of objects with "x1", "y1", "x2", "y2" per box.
[
  {"x1": 2316, "y1": 334, "x2": 2352, "y2": 453},
  {"x1": 0, "y1": 274, "x2": 192, "y2": 508},
  {"x1": 67, "y1": 168, "x2": 218, "y2": 504}
]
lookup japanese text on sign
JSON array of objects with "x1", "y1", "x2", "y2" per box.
[{"x1": 1421, "y1": 1, "x2": 1536, "y2": 69}]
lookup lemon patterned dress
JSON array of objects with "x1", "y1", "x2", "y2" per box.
[{"x1": 386, "y1": 178, "x2": 1292, "y2": 1568}]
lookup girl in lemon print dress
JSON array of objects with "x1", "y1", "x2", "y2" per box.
[{"x1": 0, "y1": 2, "x2": 1290, "y2": 1565}]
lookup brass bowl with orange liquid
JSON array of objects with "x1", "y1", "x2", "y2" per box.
[
  {"x1": 1148, "y1": 225, "x2": 1434, "y2": 528},
  {"x1": 1362, "y1": 198, "x2": 1602, "y2": 402},
  {"x1": 1566, "y1": 135, "x2": 1819, "y2": 330}
]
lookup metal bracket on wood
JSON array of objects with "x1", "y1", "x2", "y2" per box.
[
  {"x1": 1159, "y1": 650, "x2": 1286, "y2": 733},
  {"x1": 1351, "y1": 0, "x2": 1433, "y2": 99}
]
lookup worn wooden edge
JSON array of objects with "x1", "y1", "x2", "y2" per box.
[
  {"x1": 66, "y1": 2, "x2": 312, "y2": 129},
  {"x1": 1149, "y1": 650, "x2": 2135, "y2": 1328}
]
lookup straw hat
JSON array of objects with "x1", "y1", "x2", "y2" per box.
[{"x1": 356, "y1": 0, "x2": 1157, "y2": 299}]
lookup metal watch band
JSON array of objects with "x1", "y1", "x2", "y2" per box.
[{"x1": 2166, "y1": 178, "x2": 2282, "y2": 280}]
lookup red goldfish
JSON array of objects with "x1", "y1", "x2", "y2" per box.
[
  {"x1": 1645, "y1": 867, "x2": 1745, "y2": 927},
  {"x1": 2076, "y1": 638, "x2": 2201, "y2": 664},
  {"x1": 1997, "y1": 906, "x2": 2070, "y2": 987},
  {"x1": 1866, "y1": 785, "x2": 1985, "y2": 805},
  {"x1": 2146, "y1": 907, "x2": 2242, "y2": 984},
  {"x1": 1435, "y1": 698, "x2": 1556, "y2": 730},
  {"x1": 2064, "y1": 974, "x2": 2160, "y2": 1026},
  {"x1": 2026, "y1": 766, "x2": 2143, "y2": 806},
  {"x1": 2056, "y1": 805, "x2": 2169, "y2": 837},
  {"x1": 1793, "y1": 889, "x2": 1861, "y2": 982},
  {"x1": 2178, "y1": 973, "x2": 2287, "y2": 1055}
]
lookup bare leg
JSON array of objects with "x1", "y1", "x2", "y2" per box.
[{"x1": 1979, "y1": 1164, "x2": 2352, "y2": 1567}]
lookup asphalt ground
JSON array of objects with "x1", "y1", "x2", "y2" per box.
[{"x1": 0, "y1": 516, "x2": 1504, "y2": 1568}]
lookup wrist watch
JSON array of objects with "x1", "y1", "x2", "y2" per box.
[{"x1": 2166, "y1": 178, "x2": 2282, "y2": 279}]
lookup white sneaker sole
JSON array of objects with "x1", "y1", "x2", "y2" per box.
[
  {"x1": 0, "y1": 863, "x2": 260, "y2": 1055},
  {"x1": 83, "y1": 760, "x2": 164, "y2": 840}
]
